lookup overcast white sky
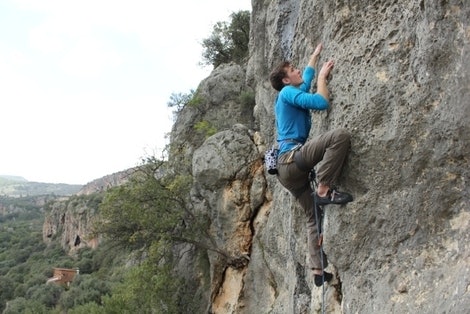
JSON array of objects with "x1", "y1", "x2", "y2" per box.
[{"x1": 0, "y1": 0, "x2": 251, "y2": 185}]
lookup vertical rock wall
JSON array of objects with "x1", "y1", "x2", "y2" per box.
[
  {"x1": 244, "y1": 0, "x2": 469, "y2": 313},
  {"x1": 43, "y1": 196, "x2": 100, "y2": 253}
]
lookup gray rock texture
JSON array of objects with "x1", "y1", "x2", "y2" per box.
[{"x1": 185, "y1": 0, "x2": 469, "y2": 313}]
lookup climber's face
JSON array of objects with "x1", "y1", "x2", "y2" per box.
[{"x1": 282, "y1": 64, "x2": 303, "y2": 87}]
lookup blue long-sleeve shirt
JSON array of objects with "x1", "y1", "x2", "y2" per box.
[{"x1": 275, "y1": 66, "x2": 329, "y2": 155}]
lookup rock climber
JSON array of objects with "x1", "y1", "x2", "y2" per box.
[{"x1": 269, "y1": 43, "x2": 353, "y2": 286}]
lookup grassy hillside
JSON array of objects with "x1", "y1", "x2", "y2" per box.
[
  {"x1": 0, "y1": 175, "x2": 28, "y2": 182},
  {"x1": 0, "y1": 175, "x2": 82, "y2": 197}
]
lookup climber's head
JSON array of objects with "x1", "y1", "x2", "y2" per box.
[{"x1": 270, "y1": 61, "x2": 303, "y2": 91}]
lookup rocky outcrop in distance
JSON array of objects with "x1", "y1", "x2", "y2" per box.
[{"x1": 42, "y1": 169, "x2": 133, "y2": 253}]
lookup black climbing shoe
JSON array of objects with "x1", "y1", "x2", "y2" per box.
[
  {"x1": 315, "y1": 189, "x2": 353, "y2": 206},
  {"x1": 314, "y1": 271, "x2": 333, "y2": 287}
]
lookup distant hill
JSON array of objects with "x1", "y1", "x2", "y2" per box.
[
  {"x1": 0, "y1": 175, "x2": 82, "y2": 197},
  {"x1": 0, "y1": 175, "x2": 28, "y2": 183}
]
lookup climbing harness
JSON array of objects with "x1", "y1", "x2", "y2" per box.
[
  {"x1": 264, "y1": 139, "x2": 303, "y2": 175},
  {"x1": 309, "y1": 169, "x2": 326, "y2": 314}
]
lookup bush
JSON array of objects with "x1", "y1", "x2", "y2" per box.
[
  {"x1": 194, "y1": 120, "x2": 217, "y2": 138},
  {"x1": 239, "y1": 90, "x2": 255, "y2": 107},
  {"x1": 58, "y1": 274, "x2": 111, "y2": 310},
  {"x1": 3, "y1": 297, "x2": 49, "y2": 314},
  {"x1": 167, "y1": 90, "x2": 205, "y2": 115},
  {"x1": 100, "y1": 253, "x2": 182, "y2": 314},
  {"x1": 201, "y1": 10, "x2": 250, "y2": 68},
  {"x1": 167, "y1": 90, "x2": 195, "y2": 113},
  {"x1": 0, "y1": 276, "x2": 14, "y2": 312},
  {"x1": 25, "y1": 283, "x2": 63, "y2": 308},
  {"x1": 67, "y1": 302, "x2": 103, "y2": 314}
]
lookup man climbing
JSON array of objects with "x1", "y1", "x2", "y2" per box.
[{"x1": 269, "y1": 43, "x2": 353, "y2": 286}]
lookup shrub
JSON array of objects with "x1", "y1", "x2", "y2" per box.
[
  {"x1": 201, "y1": 10, "x2": 250, "y2": 68},
  {"x1": 194, "y1": 120, "x2": 217, "y2": 138},
  {"x1": 3, "y1": 297, "x2": 48, "y2": 314},
  {"x1": 239, "y1": 90, "x2": 256, "y2": 107}
]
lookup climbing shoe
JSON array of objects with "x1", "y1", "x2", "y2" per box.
[
  {"x1": 315, "y1": 189, "x2": 353, "y2": 206},
  {"x1": 314, "y1": 271, "x2": 333, "y2": 287}
]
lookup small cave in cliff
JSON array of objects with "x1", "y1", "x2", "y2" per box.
[{"x1": 74, "y1": 235, "x2": 81, "y2": 246}]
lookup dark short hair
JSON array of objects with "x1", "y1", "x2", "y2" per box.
[{"x1": 269, "y1": 61, "x2": 291, "y2": 91}]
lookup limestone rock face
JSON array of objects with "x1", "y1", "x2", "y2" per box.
[
  {"x1": 240, "y1": 0, "x2": 469, "y2": 313},
  {"x1": 76, "y1": 169, "x2": 134, "y2": 195},
  {"x1": 42, "y1": 196, "x2": 100, "y2": 254},
  {"x1": 170, "y1": 63, "x2": 262, "y2": 312},
  {"x1": 185, "y1": 0, "x2": 469, "y2": 313},
  {"x1": 41, "y1": 170, "x2": 131, "y2": 253}
]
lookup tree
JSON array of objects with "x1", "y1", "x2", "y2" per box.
[
  {"x1": 95, "y1": 156, "x2": 251, "y2": 312},
  {"x1": 97, "y1": 159, "x2": 187, "y2": 253},
  {"x1": 0, "y1": 276, "x2": 14, "y2": 312},
  {"x1": 201, "y1": 10, "x2": 250, "y2": 68},
  {"x1": 58, "y1": 274, "x2": 110, "y2": 309},
  {"x1": 100, "y1": 249, "x2": 182, "y2": 314},
  {"x1": 98, "y1": 157, "x2": 248, "y2": 265},
  {"x1": 167, "y1": 90, "x2": 195, "y2": 113},
  {"x1": 228, "y1": 10, "x2": 250, "y2": 64},
  {"x1": 25, "y1": 283, "x2": 62, "y2": 309},
  {"x1": 3, "y1": 297, "x2": 49, "y2": 314}
]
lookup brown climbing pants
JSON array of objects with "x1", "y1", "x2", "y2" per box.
[{"x1": 276, "y1": 128, "x2": 351, "y2": 270}]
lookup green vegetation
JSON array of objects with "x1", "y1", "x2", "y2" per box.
[
  {"x1": 0, "y1": 175, "x2": 82, "y2": 197},
  {"x1": 0, "y1": 195, "x2": 128, "y2": 313},
  {"x1": 194, "y1": 120, "x2": 218, "y2": 138},
  {"x1": 0, "y1": 157, "x2": 217, "y2": 312},
  {"x1": 98, "y1": 159, "x2": 187, "y2": 250},
  {"x1": 0, "y1": 175, "x2": 27, "y2": 183},
  {"x1": 92, "y1": 157, "x2": 247, "y2": 312},
  {"x1": 167, "y1": 89, "x2": 206, "y2": 117},
  {"x1": 239, "y1": 90, "x2": 256, "y2": 108},
  {"x1": 167, "y1": 89, "x2": 196, "y2": 113},
  {"x1": 201, "y1": 10, "x2": 250, "y2": 68},
  {"x1": 97, "y1": 248, "x2": 183, "y2": 313}
]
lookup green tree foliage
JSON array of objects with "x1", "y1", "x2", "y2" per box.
[
  {"x1": 25, "y1": 283, "x2": 63, "y2": 308},
  {"x1": 201, "y1": 10, "x2": 250, "y2": 68},
  {"x1": 94, "y1": 156, "x2": 251, "y2": 311},
  {"x1": 0, "y1": 276, "x2": 15, "y2": 307},
  {"x1": 97, "y1": 160, "x2": 190, "y2": 253},
  {"x1": 3, "y1": 297, "x2": 49, "y2": 314},
  {"x1": 167, "y1": 89, "x2": 195, "y2": 113},
  {"x1": 66, "y1": 302, "x2": 102, "y2": 314},
  {"x1": 167, "y1": 89, "x2": 206, "y2": 117},
  {"x1": 58, "y1": 274, "x2": 111, "y2": 309},
  {"x1": 98, "y1": 157, "x2": 240, "y2": 261},
  {"x1": 100, "y1": 244, "x2": 182, "y2": 314},
  {"x1": 0, "y1": 194, "x2": 128, "y2": 313},
  {"x1": 229, "y1": 10, "x2": 251, "y2": 63}
]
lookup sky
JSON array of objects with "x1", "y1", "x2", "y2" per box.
[{"x1": 0, "y1": 0, "x2": 251, "y2": 185}]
